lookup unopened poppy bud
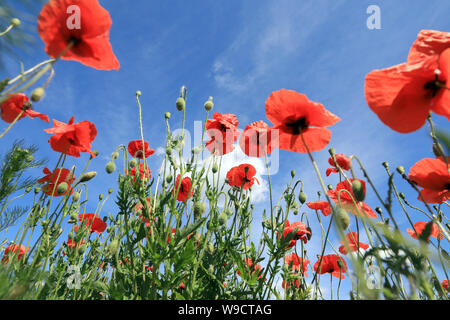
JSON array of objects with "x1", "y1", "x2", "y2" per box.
[
  {"x1": 337, "y1": 258, "x2": 345, "y2": 269},
  {"x1": 399, "y1": 192, "x2": 406, "y2": 200},
  {"x1": 10, "y1": 18, "x2": 21, "y2": 27},
  {"x1": 207, "y1": 242, "x2": 214, "y2": 254},
  {"x1": 105, "y1": 161, "x2": 116, "y2": 174},
  {"x1": 136, "y1": 90, "x2": 142, "y2": 97},
  {"x1": 91, "y1": 150, "x2": 99, "y2": 158},
  {"x1": 166, "y1": 174, "x2": 173, "y2": 183},
  {"x1": 165, "y1": 112, "x2": 171, "y2": 119},
  {"x1": 194, "y1": 202, "x2": 206, "y2": 218},
  {"x1": 30, "y1": 87, "x2": 45, "y2": 102},
  {"x1": 432, "y1": 142, "x2": 445, "y2": 158},
  {"x1": 25, "y1": 186, "x2": 32, "y2": 193},
  {"x1": 78, "y1": 244, "x2": 87, "y2": 255},
  {"x1": 99, "y1": 193, "x2": 104, "y2": 201},
  {"x1": 176, "y1": 97, "x2": 185, "y2": 111},
  {"x1": 107, "y1": 239, "x2": 120, "y2": 255},
  {"x1": 72, "y1": 192, "x2": 81, "y2": 202},
  {"x1": 225, "y1": 208, "x2": 233, "y2": 218},
  {"x1": 328, "y1": 148, "x2": 336, "y2": 156},
  {"x1": 351, "y1": 180, "x2": 365, "y2": 202},
  {"x1": 208, "y1": 265, "x2": 214, "y2": 274},
  {"x1": 108, "y1": 188, "x2": 113, "y2": 194},
  {"x1": 218, "y1": 212, "x2": 228, "y2": 226},
  {"x1": 129, "y1": 158, "x2": 138, "y2": 168},
  {"x1": 212, "y1": 163, "x2": 219, "y2": 174},
  {"x1": 298, "y1": 191, "x2": 307, "y2": 204},
  {"x1": 112, "y1": 151, "x2": 119, "y2": 160},
  {"x1": 382, "y1": 161, "x2": 389, "y2": 169},
  {"x1": 80, "y1": 171, "x2": 97, "y2": 183},
  {"x1": 57, "y1": 182, "x2": 68, "y2": 195},
  {"x1": 34, "y1": 186, "x2": 41, "y2": 194},
  {"x1": 335, "y1": 206, "x2": 350, "y2": 230},
  {"x1": 204, "y1": 98, "x2": 214, "y2": 111},
  {"x1": 396, "y1": 166, "x2": 405, "y2": 175},
  {"x1": 327, "y1": 184, "x2": 333, "y2": 190},
  {"x1": 375, "y1": 207, "x2": 382, "y2": 214},
  {"x1": 291, "y1": 170, "x2": 296, "y2": 178}
]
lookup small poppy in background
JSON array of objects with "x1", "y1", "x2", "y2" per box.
[
  {"x1": 407, "y1": 221, "x2": 443, "y2": 241},
  {"x1": 408, "y1": 157, "x2": 450, "y2": 204},
  {"x1": 179, "y1": 282, "x2": 185, "y2": 290},
  {"x1": 279, "y1": 220, "x2": 311, "y2": 249},
  {"x1": 226, "y1": 163, "x2": 259, "y2": 190},
  {"x1": 128, "y1": 140, "x2": 155, "y2": 159},
  {"x1": 237, "y1": 258, "x2": 264, "y2": 280},
  {"x1": 407, "y1": 30, "x2": 450, "y2": 62},
  {"x1": 1, "y1": 244, "x2": 28, "y2": 264},
  {"x1": 326, "y1": 154, "x2": 352, "y2": 176},
  {"x1": 338, "y1": 232, "x2": 369, "y2": 255},
  {"x1": 265, "y1": 89, "x2": 340, "y2": 153},
  {"x1": 126, "y1": 163, "x2": 152, "y2": 183},
  {"x1": 284, "y1": 253, "x2": 310, "y2": 277},
  {"x1": 441, "y1": 279, "x2": 449, "y2": 294},
  {"x1": 364, "y1": 48, "x2": 450, "y2": 133},
  {"x1": 63, "y1": 230, "x2": 86, "y2": 256},
  {"x1": 239, "y1": 120, "x2": 276, "y2": 157},
  {"x1": 44, "y1": 116, "x2": 97, "y2": 158},
  {"x1": 205, "y1": 112, "x2": 240, "y2": 156},
  {"x1": 314, "y1": 254, "x2": 348, "y2": 279},
  {"x1": 37, "y1": 167, "x2": 75, "y2": 197},
  {"x1": 134, "y1": 197, "x2": 154, "y2": 227},
  {"x1": 37, "y1": 0, "x2": 120, "y2": 70},
  {"x1": 306, "y1": 201, "x2": 332, "y2": 216},
  {"x1": 327, "y1": 179, "x2": 377, "y2": 218},
  {"x1": 282, "y1": 279, "x2": 300, "y2": 289},
  {"x1": 0, "y1": 93, "x2": 49, "y2": 124},
  {"x1": 166, "y1": 228, "x2": 177, "y2": 244},
  {"x1": 78, "y1": 213, "x2": 107, "y2": 234},
  {"x1": 173, "y1": 175, "x2": 194, "y2": 202}
]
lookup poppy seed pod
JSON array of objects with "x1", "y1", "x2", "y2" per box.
[
  {"x1": 105, "y1": 161, "x2": 116, "y2": 174},
  {"x1": 204, "y1": 99, "x2": 214, "y2": 111},
  {"x1": 10, "y1": 18, "x2": 21, "y2": 27},
  {"x1": 56, "y1": 182, "x2": 68, "y2": 195},
  {"x1": 298, "y1": 191, "x2": 307, "y2": 204},
  {"x1": 176, "y1": 97, "x2": 185, "y2": 111},
  {"x1": 80, "y1": 171, "x2": 97, "y2": 183},
  {"x1": 30, "y1": 87, "x2": 45, "y2": 102},
  {"x1": 335, "y1": 207, "x2": 350, "y2": 230},
  {"x1": 351, "y1": 180, "x2": 365, "y2": 202}
]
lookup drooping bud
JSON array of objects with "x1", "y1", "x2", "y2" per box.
[
  {"x1": 136, "y1": 90, "x2": 142, "y2": 97},
  {"x1": 335, "y1": 206, "x2": 350, "y2": 230},
  {"x1": 396, "y1": 166, "x2": 405, "y2": 175},
  {"x1": 165, "y1": 112, "x2": 171, "y2": 119},
  {"x1": 10, "y1": 18, "x2": 21, "y2": 27},
  {"x1": 327, "y1": 184, "x2": 333, "y2": 190},
  {"x1": 194, "y1": 202, "x2": 206, "y2": 219},
  {"x1": 432, "y1": 142, "x2": 445, "y2": 158},
  {"x1": 129, "y1": 158, "x2": 138, "y2": 168},
  {"x1": 57, "y1": 182, "x2": 69, "y2": 195},
  {"x1": 212, "y1": 163, "x2": 219, "y2": 174},
  {"x1": 112, "y1": 151, "x2": 119, "y2": 160},
  {"x1": 72, "y1": 192, "x2": 81, "y2": 202},
  {"x1": 351, "y1": 180, "x2": 365, "y2": 202},
  {"x1": 80, "y1": 171, "x2": 97, "y2": 183},
  {"x1": 176, "y1": 97, "x2": 185, "y2": 111},
  {"x1": 108, "y1": 188, "x2": 113, "y2": 194},
  {"x1": 298, "y1": 191, "x2": 307, "y2": 205},
  {"x1": 382, "y1": 161, "x2": 389, "y2": 169},
  {"x1": 25, "y1": 186, "x2": 32, "y2": 193},
  {"x1": 105, "y1": 161, "x2": 116, "y2": 174},
  {"x1": 30, "y1": 87, "x2": 45, "y2": 102},
  {"x1": 218, "y1": 212, "x2": 228, "y2": 226},
  {"x1": 34, "y1": 186, "x2": 41, "y2": 194}
]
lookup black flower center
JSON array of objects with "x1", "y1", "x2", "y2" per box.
[{"x1": 285, "y1": 117, "x2": 309, "y2": 135}]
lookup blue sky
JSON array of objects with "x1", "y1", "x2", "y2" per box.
[{"x1": 1, "y1": 0, "x2": 449, "y2": 299}]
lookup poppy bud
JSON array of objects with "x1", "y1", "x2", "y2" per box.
[
  {"x1": 399, "y1": 192, "x2": 406, "y2": 200},
  {"x1": 99, "y1": 194, "x2": 104, "y2": 201},
  {"x1": 225, "y1": 208, "x2": 233, "y2": 218},
  {"x1": 108, "y1": 188, "x2": 113, "y2": 194},
  {"x1": 375, "y1": 207, "x2": 382, "y2": 214},
  {"x1": 78, "y1": 244, "x2": 87, "y2": 255},
  {"x1": 432, "y1": 142, "x2": 445, "y2": 158},
  {"x1": 336, "y1": 258, "x2": 345, "y2": 269},
  {"x1": 335, "y1": 206, "x2": 350, "y2": 230},
  {"x1": 112, "y1": 151, "x2": 119, "y2": 160},
  {"x1": 176, "y1": 97, "x2": 185, "y2": 111},
  {"x1": 204, "y1": 98, "x2": 214, "y2": 111},
  {"x1": 382, "y1": 162, "x2": 389, "y2": 169},
  {"x1": 107, "y1": 239, "x2": 120, "y2": 256},
  {"x1": 212, "y1": 163, "x2": 219, "y2": 174},
  {"x1": 218, "y1": 212, "x2": 228, "y2": 226},
  {"x1": 165, "y1": 112, "x2": 171, "y2": 119},
  {"x1": 31, "y1": 87, "x2": 45, "y2": 102},
  {"x1": 396, "y1": 166, "x2": 405, "y2": 175},
  {"x1": 129, "y1": 158, "x2": 138, "y2": 168},
  {"x1": 291, "y1": 170, "x2": 296, "y2": 178},
  {"x1": 72, "y1": 192, "x2": 81, "y2": 202},
  {"x1": 91, "y1": 150, "x2": 99, "y2": 158},
  {"x1": 34, "y1": 186, "x2": 41, "y2": 194},
  {"x1": 105, "y1": 161, "x2": 116, "y2": 174},
  {"x1": 328, "y1": 148, "x2": 336, "y2": 156},
  {"x1": 298, "y1": 191, "x2": 307, "y2": 204},
  {"x1": 57, "y1": 182, "x2": 68, "y2": 195},
  {"x1": 80, "y1": 171, "x2": 97, "y2": 183},
  {"x1": 327, "y1": 184, "x2": 333, "y2": 190},
  {"x1": 25, "y1": 186, "x2": 32, "y2": 193},
  {"x1": 351, "y1": 180, "x2": 365, "y2": 202},
  {"x1": 10, "y1": 18, "x2": 21, "y2": 27},
  {"x1": 208, "y1": 265, "x2": 214, "y2": 274},
  {"x1": 136, "y1": 90, "x2": 142, "y2": 97},
  {"x1": 207, "y1": 242, "x2": 214, "y2": 255},
  {"x1": 166, "y1": 174, "x2": 173, "y2": 183},
  {"x1": 194, "y1": 202, "x2": 206, "y2": 219}
]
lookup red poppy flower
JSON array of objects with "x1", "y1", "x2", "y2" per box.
[
  {"x1": 279, "y1": 220, "x2": 312, "y2": 248},
  {"x1": 134, "y1": 197, "x2": 155, "y2": 227},
  {"x1": 314, "y1": 254, "x2": 348, "y2": 279},
  {"x1": 0, "y1": 93, "x2": 49, "y2": 123},
  {"x1": 63, "y1": 232, "x2": 86, "y2": 256},
  {"x1": 407, "y1": 221, "x2": 443, "y2": 241},
  {"x1": 408, "y1": 30, "x2": 450, "y2": 62},
  {"x1": 128, "y1": 140, "x2": 155, "y2": 159},
  {"x1": 126, "y1": 163, "x2": 152, "y2": 183},
  {"x1": 173, "y1": 175, "x2": 194, "y2": 202},
  {"x1": 284, "y1": 253, "x2": 310, "y2": 277},
  {"x1": 166, "y1": 228, "x2": 177, "y2": 244},
  {"x1": 306, "y1": 201, "x2": 332, "y2": 216},
  {"x1": 1, "y1": 244, "x2": 28, "y2": 264},
  {"x1": 179, "y1": 282, "x2": 185, "y2": 290},
  {"x1": 265, "y1": 89, "x2": 340, "y2": 153},
  {"x1": 408, "y1": 157, "x2": 450, "y2": 203},
  {"x1": 338, "y1": 232, "x2": 369, "y2": 255},
  {"x1": 44, "y1": 116, "x2": 97, "y2": 158},
  {"x1": 327, "y1": 179, "x2": 377, "y2": 218},
  {"x1": 326, "y1": 154, "x2": 351, "y2": 176},
  {"x1": 365, "y1": 48, "x2": 450, "y2": 133},
  {"x1": 226, "y1": 164, "x2": 259, "y2": 190},
  {"x1": 282, "y1": 279, "x2": 300, "y2": 289},
  {"x1": 205, "y1": 112, "x2": 240, "y2": 155},
  {"x1": 441, "y1": 279, "x2": 449, "y2": 293},
  {"x1": 37, "y1": 0, "x2": 120, "y2": 70},
  {"x1": 37, "y1": 167, "x2": 75, "y2": 197},
  {"x1": 78, "y1": 213, "x2": 107, "y2": 234},
  {"x1": 237, "y1": 258, "x2": 264, "y2": 280},
  {"x1": 239, "y1": 120, "x2": 276, "y2": 157}
]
